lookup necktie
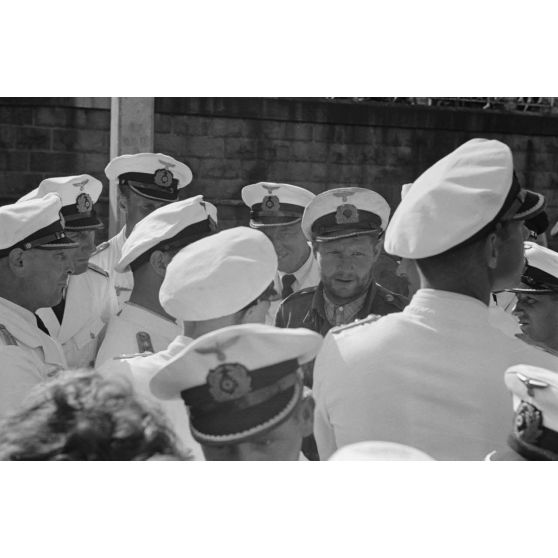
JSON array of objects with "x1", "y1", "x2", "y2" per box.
[
  {"x1": 35, "y1": 314, "x2": 51, "y2": 336},
  {"x1": 281, "y1": 274, "x2": 296, "y2": 299}
]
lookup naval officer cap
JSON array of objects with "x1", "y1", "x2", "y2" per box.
[
  {"x1": 489, "y1": 365, "x2": 558, "y2": 461},
  {"x1": 506, "y1": 242, "x2": 558, "y2": 294},
  {"x1": 18, "y1": 174, "x2": 103, "y2": 231},
  {"x1": 149, "y1": 323, "x2": 323, "y2": 445},
  {"x1": 241, "y1": 182, "x2": 315, "y2": 227},
  {"x1": 385, "y1": 138, "x2": 546, "y2": 259},
  {"x1": 0, "y1": 193, "x2": 78, "y2": 257},
  {"x1": 105, "y1": 152, "x2": 193, "y2": 202},
  {"x1": 302, "y1": 187, "x2": 391, "y2": 242},
  {"x1": 115, "y1": 195, "x2": 218, "y2": 272},
  {"x1": 159, "y1": 226, "x2": 278, "y2": 322},
  {"x1": 329, "y1": 441, "x2": 434, "y2": 461}
]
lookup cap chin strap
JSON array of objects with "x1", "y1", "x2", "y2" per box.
[{"x1": 314, "y1": 229, "x2": 383, "y2": 243}]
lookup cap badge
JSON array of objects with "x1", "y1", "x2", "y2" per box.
[
  {"x1": 194, "y1": 335, "x2": 241, "y2": 362},
  {"x1": 514, "y1": 401, "x2": 544, "y2": 444},
  {"x1": 154, "y1": 168, "x2": 174, "y2": 188},
  {"x1": 262, "y1": 195, "x2": 280, "y2": 213},
  {"x1": 76, "y1": 193, "x2": 93, "y2": 214},
  {"x1": 336, "y1": 204, "x2": 359, "y2": 224},
  {"x1": 72, "y1": 179, "x2": 89, "y2": 192},
  {"x1": 207, "y1": 362, "x2": 252, "y2": 402},
  {"x1": 517, "y1": 372, "x2": 549, "y2": 397}
]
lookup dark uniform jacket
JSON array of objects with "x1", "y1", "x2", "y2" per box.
[{"x1": 275, "y1": 280, "x2": 408, "y2": 337}]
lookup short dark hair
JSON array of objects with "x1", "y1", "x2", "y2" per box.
[{"x1": 0, "y1": 370, "x2": 189, "y2": 461}]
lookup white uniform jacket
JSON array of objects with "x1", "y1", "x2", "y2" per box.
[
  {"x1": 90, "y1": 227, "x2": 133, "y2": 310},
  {"x1": 266, "y1": 249, "x2": 321, "y2": 324},
  {"x1": 98, "y1": 335, "x2": 204, "y2": 460},
  {"x1": 313, "y1": 289, "x2": 558, "y2": 461},
  {"x1": 37, "y1": 264, "x2": 118, "y2": 369},
  {"x1": 95, "y1": 302, "x2": 181, "y2": 366},
  {"x1": 0, "y1": 296, "x2": 67, "y2": 417}
]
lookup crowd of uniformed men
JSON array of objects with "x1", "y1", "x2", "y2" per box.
[{"x1": 1, "y1": 137, "x2": 558, "y2": 461}]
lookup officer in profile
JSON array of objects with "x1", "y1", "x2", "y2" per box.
[
  {"x1": 90, "y1": 153, "x2": 193, "y2": 309},
  {"x1": 507, "y1": 242, "x2": 558, "y2": 355},
  {"x1": 0, "y1": 194, "x2": 77, "y2": 416},
  {"x1": 313, "y1": 138, "x2": 558, "y2": 461},
  {"x1": 276, "y1": 187, "x2": 407, "y2": 337},
  {"x1": 149, "y1": 323, "x2": 322, "y2": 461},
  {"x1": 241, "y1": 182, "x2": 320, "y2": 321},
  {"x1": 95, "y1": 196, "x2": 217, "y2": 366},
  {"x1": 487, "y1": 364, "x2": 558, "y2": 461},
  {"x1": 19, "y1": 175, "x2": 118, "y2": 368}
]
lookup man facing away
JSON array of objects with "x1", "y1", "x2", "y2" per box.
[
  {"x1": 313, "y1": 138, "x2": 558, "y2": 461},
  {"x1": 19, "y1": 175, "x2": 118, "y2": 368},
  {"x1": 98, "y1": 226, "x2": 280, "y2": 459},
  {"x1": 90, "y1": 152, "x2": 193, "y2": 309},
  {"x1": 0, "y1": 194, "x2": 77, "y2": 416}
]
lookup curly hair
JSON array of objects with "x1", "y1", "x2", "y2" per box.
[{"x1": 0, "y1": 370, "x2": 189, "y2": 461}]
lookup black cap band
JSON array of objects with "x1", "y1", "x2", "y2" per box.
[{"x1": 120, "y1": 171, "x2": 179, "y2": 202}]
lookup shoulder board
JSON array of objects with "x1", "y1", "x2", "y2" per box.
[
  {"x1": 113, "y1": 351, "x2": 153, "y2": 360},
  {"x1": 331, "y1": 313, "x2": 382, "y2": 335},
  {"x1": 0, "y1": 324, "x2": 17, "y2": 346},
  {"x1": 283, "y1": 286, "x2": 316, "y2": 302},
  {"x1": 91, "y1": 241, "x2": 110, "y2": 257},
  {"x1": 87, "y1": 263, "x2": 109, "y2": 278}
]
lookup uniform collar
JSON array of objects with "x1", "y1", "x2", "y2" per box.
[
  {"x1": 408, "y1": 289, "x2": 489, "y2": 324},
  {"x1": 279, "y1": 248, "x2": 315, "y2": 285},
  {"x1": 120, "y1": 302, "x2": 179, "y2": 337},
  {"x1": 0, "y1": 296, "x2": 67, "y2": 365}
]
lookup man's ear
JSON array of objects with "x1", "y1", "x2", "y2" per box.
[
  {"x1": 296, "y1": 393, "x2": 315, "y2": 438},
  {"x1": 118, "y1": 193, "x2": 128, "y2": 213},
  {"x1": 149, "y1": 250, "x2": 172, "y2": 278},
  {"x1": 372, "y1": 236, "x2": 384, "y2": 260},
  {"x1": 8, "y1": 248, "x2": 27, "y2": 277}
]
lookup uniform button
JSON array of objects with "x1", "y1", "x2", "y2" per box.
[{"x1": 385, "y1": 294, "x2": 394, "y2": 302}]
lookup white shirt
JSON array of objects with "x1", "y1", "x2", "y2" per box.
[
  {"x1": 90, "y1": 227, "x2": 134, "y2": 310},
  {"x1": 37, "y1": 265, "x2": 118, "y2": 368},
  {"x1": 0, "y1": 296, "x2": 67, "y2": 417},
  {"x1": 95, "y1": 302, "x2": 182, "y2": 366},
  {"x1": 266, "y1": 249, "x2": 321, "y2": 324},
  {"x1": 98, "y1": 335, "x2": 204, "y2": 460},
  {"x1": 313, "y1": 289, "x2": 558, "y2": 461}
]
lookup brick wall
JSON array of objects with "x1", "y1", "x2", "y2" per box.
[
  {"x1": 153, "y1": 98, "x2": 558, "y2": 242},
  {"x1": 0, "y1": 98, "x2": 111, "y2": 228},
  {"x1": 1, "y1": 97, "x2": 558, "y2": 250}
]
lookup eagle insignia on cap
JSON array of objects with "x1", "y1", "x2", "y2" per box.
[
  {"x1": 154, "y1": 168, "x2": 174, "y2": 188},
  {"x1": 262, "y1": 195, "x2": 280, "y2": 213},
  {"x1": 72, "y1": 179, "x2": 89, "y2": 191},
  {"x1": 514, "y1": 401, "x2": 544, "y2": 444},
  {"x1": 207, "y1": 363, "x2": 252, "y2": 402},
  {"x1": 195, "y1": 336, "x2": 241, "y2": 362},
  {"x1": 336, "y1": 204, "x2": 359, "y2": 224},
  {"x1": 76, "y1": 193, "x2": 93, "y2": 214},
  {"x1": 516, "y1": 372, "x2": 549, "y2": 397}
]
